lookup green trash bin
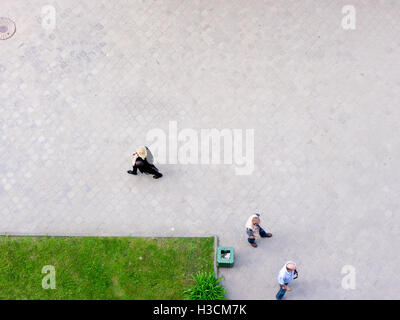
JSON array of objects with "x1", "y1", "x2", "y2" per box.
[{"x1": 217, "y1": 246, "x2": 234, "y2": 268}]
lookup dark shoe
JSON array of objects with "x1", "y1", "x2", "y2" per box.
[
  {"x1": 261, "y1": 233, "x2": 273, "y2": 238},
  {"x1": 153, "y1": 174, "x2": 163, "y2": 179},
  {"x1": 127, "y1": 170, "x2": 137, "y2": 175},
  {"x1": 250, "y1": 242, "x2": 257, "y2": 248}
]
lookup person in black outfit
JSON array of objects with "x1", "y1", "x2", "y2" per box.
[{"x1": 127, "y1": 146, "x2": 162, "y2": 179}]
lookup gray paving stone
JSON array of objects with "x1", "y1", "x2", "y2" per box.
[{"x1": 1, "y1": 0, "x2": 400, "y2": 299}]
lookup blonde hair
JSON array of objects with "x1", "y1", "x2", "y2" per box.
[{"x1": 136, "y1": 146, "x2": 147, "y2": 159}]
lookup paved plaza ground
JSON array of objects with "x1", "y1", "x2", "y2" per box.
[{"x1": 1, "y1": 0, "x2": 400, "y2": 299}]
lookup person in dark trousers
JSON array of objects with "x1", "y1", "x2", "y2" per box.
[
  {"x1": 276, "y1": 261, "x2": 298, "y2": 300},
  {"x1": 127, "y1": 146, "x2": 162, "y2": 179},
  {"x1": 245, "y1": 213, "x2": 272, "y2": 248}
]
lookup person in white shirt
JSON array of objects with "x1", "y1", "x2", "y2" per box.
[{"x1": 245, "y1": 213, "x2": 272, "y2": 248}]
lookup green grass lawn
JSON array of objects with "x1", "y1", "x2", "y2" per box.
[{"x1": 0, "y1": 236, "x2": 214, "y2": 300}]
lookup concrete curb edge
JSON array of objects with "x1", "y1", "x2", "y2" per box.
[{"x1": 214, "y1": 234, "x2": 219, "y2": 278}]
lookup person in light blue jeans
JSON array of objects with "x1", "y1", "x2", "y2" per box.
[{"x1": 276, "y1": 261, "x2": 298, "y2": 300}]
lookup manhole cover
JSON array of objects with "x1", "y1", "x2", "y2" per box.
[{"x1": 0, "y1": 17, "x2": 16, "y2": 40}]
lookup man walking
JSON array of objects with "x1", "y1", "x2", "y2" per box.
[
  {"x1": 276, "y1": 261, "x2": 298, "y2": 300},
  {"x1": 127, "y1": 146, "x2": 163, "y2": 179},
  {"x1": 245, "y1": 213, "x2": 272, "y2": 248}
]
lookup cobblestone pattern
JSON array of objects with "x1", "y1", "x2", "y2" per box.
[{"x1": 1, "y1": 0, "x2": 399, "y2": 299}]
